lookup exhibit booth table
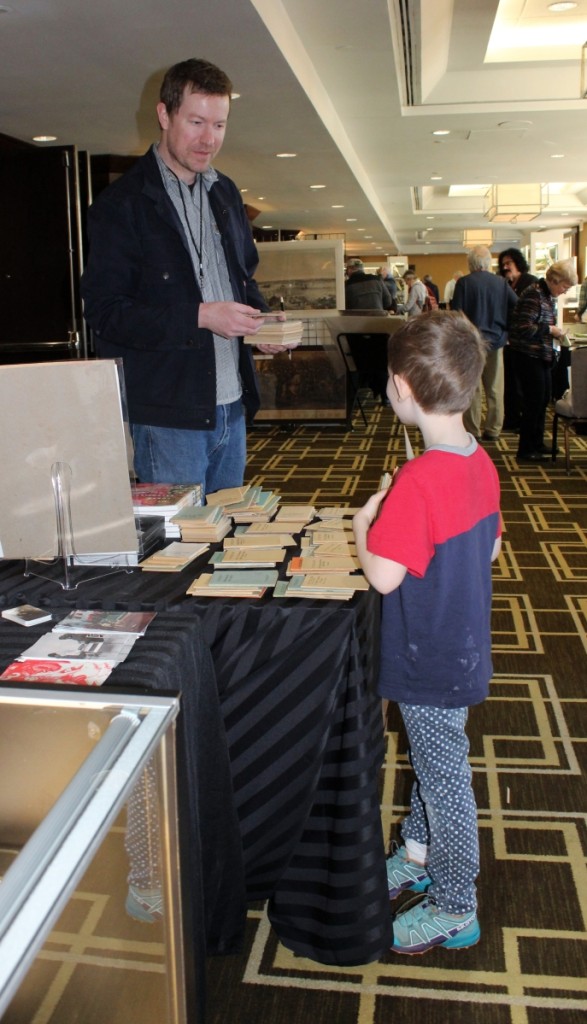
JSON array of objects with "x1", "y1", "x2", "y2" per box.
[{"x1": 0, "y1": 560, "x2": 392, "y2": 967}]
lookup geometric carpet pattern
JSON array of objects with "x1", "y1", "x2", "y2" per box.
[
  {"x1": 206, "y1": 401, "x2": 587, "y2": 1024},
  {"x1": 4, "y1": 399, "x2": 586, "y2": 1024}
]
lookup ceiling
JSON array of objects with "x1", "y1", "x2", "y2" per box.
[{"x1": 1, "y1": 0, "x2": 587, "y2": 257}]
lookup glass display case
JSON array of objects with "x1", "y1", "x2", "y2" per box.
[{"x1": 0, "y1": 688, "x2": 186, "y2": 1024}]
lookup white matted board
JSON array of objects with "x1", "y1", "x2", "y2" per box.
[{"x1": 0, "y1": 359, "x2": 137, "y2": 560}]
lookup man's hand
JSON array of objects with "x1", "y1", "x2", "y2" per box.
[{"x1": 198, "y1": 302, "x2": 281, "y2": 339}]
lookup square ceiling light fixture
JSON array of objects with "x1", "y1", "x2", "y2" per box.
[
  {"x1": 484, "y1": 183, "x2": 548, "y2": 222},
  {"x1": 463, "y1": 228, "x2": 494, "y2": 249}
]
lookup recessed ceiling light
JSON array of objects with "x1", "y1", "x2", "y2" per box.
[
  {"x1": 261, "y1": 225, "x2": 273, "y2": 229},
  {"x1": 430, "y1": 174, "x2": 442, "y2": 181},
  {"x1": 432, "y1": 129, "x2": 450, "y2": 136},
  {"x1": 240, "y1": 188, "x2": 248, "y2": 193},
  {"x1": 346, "y1": 218, "x2": 357, "y2": 222},
  {"x1": 276, "y1": 152, "x2": 296, "y2": 158},
  {"x1": 357, "y1": 227, "x2": 366, "y2": 232},
  {"x1": 331, "y1": 204, "x2": 344, "y2": 209},
  {"x1": 550, "y1": 153, "x2": 565, "y2": 158},
  {"x1": 548, "y1": 2, "x2": 577, "y2": 10},
  {"x1": 426, "y1": 216, "x2": 435, "y2": 220},
  {"x1": 257, "y1": 196, "x2": 265, "y2": 200},
  {"x1": 32, "y1": 135, "x2": 57, "y2": 142},
  {"x1": 231, "y1": 92, "x2": 241, "y2": 100},
  {"x1": 310, "y1": 184, "x2": 326, "y2": 189}
]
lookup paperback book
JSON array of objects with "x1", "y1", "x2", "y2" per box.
[
  {"x1": 17, "y1": 631, "x2": 137, "y2": 666},
  {"x1": 0, "y1": 659, "x2": 113, "y2": 686},
  {"x1": 2, "y1": 605, "x2": 53, "y2": 627},
  {"x1": 53, "y1": 609, "x2": 157, "y2": 636}
]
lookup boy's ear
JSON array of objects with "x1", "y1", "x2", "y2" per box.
[{"x1": 393, "y1": 373, "x2": 412, "y2": 402}]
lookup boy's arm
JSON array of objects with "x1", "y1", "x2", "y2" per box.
[{"x1": 353, "y1": 492, "x2": 407, "y2": 595}]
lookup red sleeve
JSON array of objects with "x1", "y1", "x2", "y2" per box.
[{"x1": 367, "y1": 466, "x2": 434, "y2": 578}]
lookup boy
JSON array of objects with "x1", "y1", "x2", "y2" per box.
[{"x1": 353, "y1": 311, "x2": 501, "y2": 955}]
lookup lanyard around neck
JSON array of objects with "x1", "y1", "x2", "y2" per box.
[{"x1": 176, "y1": 173, "x2": 204, "y2": 286}]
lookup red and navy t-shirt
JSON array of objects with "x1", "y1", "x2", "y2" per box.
[{"x1": 367, "y1": 442, "x2": 501, "y2": 708}]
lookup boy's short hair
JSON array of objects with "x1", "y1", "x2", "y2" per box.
[{"x1": 388, "y1": 310, "x2": 488, "y2": 414}]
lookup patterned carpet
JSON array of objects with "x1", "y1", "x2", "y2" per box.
[{"x1": 206, "y1": 398, "x2": 587, "y2": 1024}]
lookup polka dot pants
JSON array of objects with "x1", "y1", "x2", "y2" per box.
[{"x1": 399, "y1": 703, "x2": 479, "y2": 915}]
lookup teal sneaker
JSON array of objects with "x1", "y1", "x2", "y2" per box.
[
  {"x1": 386, "y1": 844, "x2": 432, "y2": 900},
  {"x1": 125, "y1": 885, "x2": 163, "y2": 923},
  {"x1": 392, "y1": 897, "x2": 480, "y2": 955}
]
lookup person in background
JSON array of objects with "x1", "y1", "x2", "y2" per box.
[
  {"x1": 508, "y1": 259, "x2": 577, "y2": 462},
  {"x1": 345, "y1": 259, "x2": 393, "y2": 311},
  {"x1": 497, "y1": 248, "x2": 538, "y2": 431},
  {"x1": 399, "y1": 270, "x2": 428, "y2": 317},
  {"x1": 377, "y1": 265, "x2": 398, "y2": 312},
  {"x1": 443, "y1": 271, "x2": 464, "y2": 308},
  {"x1": 353, "y1": 310, "x2": 501, "y2": 955},
  {"x1": 82, "y1": 58, "x2": 284, "y2": 497},
  {"x1": 423, "y1": 274, "x2": 440, "y2": 306},
  {"x1": 573, "y1": 275, "x2": 587, "y2": 323},
  {"x1": 345, "y1": 258, "x2": 393, "y2": 405},
  {"x1": 451, "y1": 246, "x2": 516, "y2": 440}
]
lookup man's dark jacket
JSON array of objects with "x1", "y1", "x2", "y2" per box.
[
  {"x1": 451, "y1": 270, "x2": 517, "y2": 350},
  {"x1": 345, "y1": 271, "x2": 392, "y2": 311},
  {"x1": 81, "y1": 148, "x2": 265, "y2": 430}
]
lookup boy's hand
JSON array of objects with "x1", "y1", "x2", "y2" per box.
[{"x1": 353, "y1": 488, "x2": 389, "y2": 530}]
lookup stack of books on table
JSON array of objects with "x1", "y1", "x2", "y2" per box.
[
  {"x1": 0, "y1": 609, "x2": 157, "y2": 686},
  {"x1": 274, "y1": 504, "x2": 317, "y2": 531},
  {"x1": 209, "y1": 545, "x2": 286, "y2": 569},
  {"x1": 243, "y1": 318, "x2": 304, "y2": 347},
  {"x1": 207, "y1": 485, "x2": 280, "y2": 524},
  {"x1": 275, "y1": 572, "x2": 369, "y2": 601},
  {"x1": 139, "y1": 541, "x2": 209, "y2": 572},
  {"x1": 131, "y1": 483, "x2": 202, "y2": 539},
  {"x1": 186, "y1": 569, "x2": 279, "y2": 599},
  {"x1": 170, "y1": 504, "x2": 232, "y2": 544}
]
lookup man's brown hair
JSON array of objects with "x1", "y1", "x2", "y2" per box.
[
  {"x1": 388, "y1": 310, "x2": 487, "y2": 414},
  {"x1": 160, "y1": 58, "x2": 233, "y2": 114}
]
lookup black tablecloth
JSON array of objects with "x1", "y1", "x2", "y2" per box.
[{"x1": 0, "y1": 561, "x2": 392, "y2": 965}]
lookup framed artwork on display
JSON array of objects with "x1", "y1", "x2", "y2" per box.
[{"x1": 254, "y1": 239, "x2": 345, "y2": 312}]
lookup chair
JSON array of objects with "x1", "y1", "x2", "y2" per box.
[
  {"x1": 551, "y1": 346, "x2": 587, "y2": 472},
  {"x1": 326, "y1": 314, "x2": 405, "y2": 429}
]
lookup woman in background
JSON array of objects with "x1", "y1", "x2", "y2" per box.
[{"x1": 508, "y1": 260, "x2": 577, "y2": 462}]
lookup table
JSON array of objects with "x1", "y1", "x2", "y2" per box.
[{"x1": 0, "y1": 560, "x2": 392, "y2": 966}]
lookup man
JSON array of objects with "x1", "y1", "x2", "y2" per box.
[
  {"x1": 82, "y1": 58, "x2": 281, "y2": 495},
  {"x1": 344, "y1": 259, "x2": 393, "y2": 405},
  {"x1": 443, "y1": 271, "x2": 464, "y2": 309},
  {"x1": 452, "y1": 246, "x2": 517, "y2": 440},
  {"x1": 345, "y1": 259, "x2": 393, "y2": 312},
  {"x1": 377, "y1": 265, "x2": 398, "y2": 311},
  {"x1": 399, "y1": 271, "x2": 428, "y2": 317},
  {"x1": 497, "y1": 248, "x2": 537, "y2": 429}
]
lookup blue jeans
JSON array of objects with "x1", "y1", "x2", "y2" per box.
[
  {"x1": 399, "y1": 703, "x2": 479, "y2": 915},
  {"x1": 131, "y1": 400, "x2": 247, "y2": 498}
]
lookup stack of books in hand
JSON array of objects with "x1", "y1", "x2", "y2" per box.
[
  {"x1": 0, "y1": 609, "x2": 157, "y2": 686},
  {"x1": 131, "y1": 483, "x2": 202, "y2": 538},
  {"x1": 243, "y1": 317, "x2": 303, "y2": 347}
]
